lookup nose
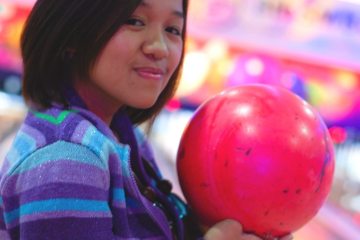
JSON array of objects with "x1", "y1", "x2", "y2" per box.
[{"x1": 142, "y1": 29, "x2": 169, "y2": 60}]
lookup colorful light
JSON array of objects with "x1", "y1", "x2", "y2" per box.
[
  {"x1": 329, "y1": 126, "x2": 348, "y2": 144},
  {"x1": 176, "y1": 51, "x2": 210, "y2": 97},
  {"x1": 226, "y1": 53, "x2": 282, "y2": 87}
]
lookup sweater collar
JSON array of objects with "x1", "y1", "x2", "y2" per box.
[{"x1": 64, "y1": 86, "x2": 148, "y2": 183}]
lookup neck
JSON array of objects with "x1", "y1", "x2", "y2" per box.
[{"x1": 74, "y1": 81, "x2": 120, "y2": 125}]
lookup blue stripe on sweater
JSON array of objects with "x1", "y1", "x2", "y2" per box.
[
  {"x1": 9, "y1": 141, "x2": 107, "y2": 176},
  {"x1": 82, "y1": 126, "x2": 109, "y2": 160},
  {"x1": 114, "y1": 145, "x2": 131, "y2": 178},
  {"x1": 6, "y1": 132, "x2": 36, "y2": 164},
  {"x1": 112, "y1": 188, "x2": 125, "y2": 202},
  {"x1": 15, "y1": 132, "x2": 37, "y2": 156},
  {"x1": 4, "y1": 198, "x2": 110, "y2": 224}
]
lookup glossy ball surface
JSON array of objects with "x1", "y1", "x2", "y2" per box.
[{"x1": 177, "y1": 84, "x2": 335, "y2": 239}]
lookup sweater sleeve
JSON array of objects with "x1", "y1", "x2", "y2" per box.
[{"x1": 1, "y1": 141, "x2": 116, "y2": 240}]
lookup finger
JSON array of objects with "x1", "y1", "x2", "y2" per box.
[{"x1": 204, "y1": 219, "x2": 244, "y2": 240}]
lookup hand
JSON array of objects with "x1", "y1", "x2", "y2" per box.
[{"x1": 204, "y1": 219, "x2": 293, "y2": 240}]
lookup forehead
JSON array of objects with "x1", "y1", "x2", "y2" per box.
[{"x1": 137, "y1": 0, "x2": 184, "y2": 18}]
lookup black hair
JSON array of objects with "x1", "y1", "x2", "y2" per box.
[{"x1": 21, "y1": 0, "x2": 188, "y2": 124}]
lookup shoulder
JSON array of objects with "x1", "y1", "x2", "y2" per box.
[
  {"x1": 0, "y1": 106, "x2": 129, "y2": 185},
  {"x1": 2, "y1": 140, "x2": 110, "y2": 189},
  {"x1": 27, "y1": 106, "x2": 125, "y2": 158},
  {"x1": 0, "y1": 140, "x2": 113, "y2": 234}
]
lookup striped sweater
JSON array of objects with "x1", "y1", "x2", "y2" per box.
[{"x1": 0, "y1": 104, "x2": 184, "y2": 239}]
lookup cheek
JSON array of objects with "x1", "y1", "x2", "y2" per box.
[
  {"x1": 170, "y1": 45, "x2": 183, "y2": 71},
  {"x1": 92, "y1": 43, "x2": 128, "y2": 80}
]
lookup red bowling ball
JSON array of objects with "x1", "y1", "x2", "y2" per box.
[{"x1": 176, "y1": 84, "x2": 335, "y2": 239}]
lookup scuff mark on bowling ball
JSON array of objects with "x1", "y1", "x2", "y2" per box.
[
  {"x1": 224, "y1": 159, "x2": 229, "y2": 167},
  {"x1": 282, "y1": 189, "x2": 289, "y2": 194},
  {"x1": 245, "y1": 148, "x2": 252, "y2": 156},
  {"x1": 294, "y1": 113, "x2": 299, "y2": 121},
  {"x1": 236, "y1": 147, "x2": 253, "y2": 156}
]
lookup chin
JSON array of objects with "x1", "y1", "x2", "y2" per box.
[{"x1": 131, "y1": 100, "x2": 157, "y2": 109}]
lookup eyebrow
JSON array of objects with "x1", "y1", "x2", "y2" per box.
[{"x1": 140, "y1": 1, "x2": 184, "y2": 18}]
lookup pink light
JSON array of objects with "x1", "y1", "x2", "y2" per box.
[
  {"x1": 328, "y1": 126, "x2": 347, "y2": 144},
  {"x1": 165, "y1": 98, "x2": 181, "y2": 112}
]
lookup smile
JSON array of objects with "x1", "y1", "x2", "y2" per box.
[{"x1": 135, "y1": 67, "x2": 165, "y2": 81}]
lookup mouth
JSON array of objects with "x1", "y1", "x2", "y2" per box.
[{"x1": 134, "y1": 67, "x2": 165, "y2": 81}]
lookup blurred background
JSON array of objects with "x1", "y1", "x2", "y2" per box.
[{"x1": 0, "y1": 0, "x2": 360, "y2": 239}]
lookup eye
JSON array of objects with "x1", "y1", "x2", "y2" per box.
[
  {"x1": 125, "y1": 18, "x2": 145, "y2": 27},
  {"x1": 166, "y1": 26, "x2": 182, "y2": 36}
]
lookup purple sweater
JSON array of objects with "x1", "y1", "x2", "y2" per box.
[{"x1": 0, "y1": 103, "x2": 189, "y2": 239}]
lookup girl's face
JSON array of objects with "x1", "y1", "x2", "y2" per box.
[{"x1": 77, "y1": 0, "x2": 184, "y2": 121}]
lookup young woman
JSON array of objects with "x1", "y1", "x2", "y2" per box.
[{"x1": 0, "y1": 0, "x2": 293, "y2": 239}]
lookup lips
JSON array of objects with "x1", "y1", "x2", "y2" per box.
[{"x1": 135, "y1": 67, "x2": 165, "y2": 80}]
